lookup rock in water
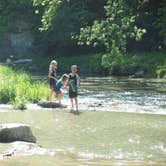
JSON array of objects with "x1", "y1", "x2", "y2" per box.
[
  {"x1": 0, "y1": 123, "x2": 36, "y2": 143},
  {"x1": 38, "y1": 101, "x2": 67, "y2": 108}
]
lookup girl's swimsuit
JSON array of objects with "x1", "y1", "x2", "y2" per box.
[
  {"x1": 68, "y1": 73, "x2": 77, "y2": 98},
  {"x1": 49, "y1": 69, "x2": 57, "y2": 88}
]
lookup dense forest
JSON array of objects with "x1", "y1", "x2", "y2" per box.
[{"x1": 0, "y1": 0, "x2": 166, "y2": 76}]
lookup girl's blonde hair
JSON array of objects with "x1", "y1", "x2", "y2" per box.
[{"x1": 49, "y1": 60, "x2": 57, "y2": 70}]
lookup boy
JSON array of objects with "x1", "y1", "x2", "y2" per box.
[{"x1": 67, "y1": 65, "x2": 80, "y2": 113}]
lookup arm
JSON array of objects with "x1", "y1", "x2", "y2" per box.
[
  {"x1": 64, "y1": 74, "x2": 70, "y2": 87},
  {"x1": 76, "y1": 74, "x2": 81, "y2": 87}
]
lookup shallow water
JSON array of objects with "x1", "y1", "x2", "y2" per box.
[
  {"x1": 0, "y1": 111, "x2": 166, "y2": 165},
  {"x1": 0, "y1": 77, "x2": 166, "y2": 165},
  {"x1": 61, "y1": 77, "x2": 166, "y2": 115},
  {"x1": 1, "y1": 76, "x2": 166, "y2": 115}
]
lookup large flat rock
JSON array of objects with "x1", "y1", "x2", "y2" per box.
[
  {"x1": 38, "y1": 101, "x2": 67, "y2": 108},
  {"x1": 0, "y1": 123, "x2": 36, "y2": 143}
]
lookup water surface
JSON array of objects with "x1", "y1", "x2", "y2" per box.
[
  {"x1": 62, "y1": 77, "x2": 166, "y2": 115},
  {"x1": 0, "y1": 77, "x2": 166, "y2": 165}
]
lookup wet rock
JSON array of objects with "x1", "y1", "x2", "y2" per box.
[
  {"x1": 0, "y1": 123, "x2": 36, "y2": 143},
  {"x1": 38, "y1": 101, "x2": 67, "y2": 108}
]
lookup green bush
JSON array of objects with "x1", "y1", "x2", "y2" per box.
[
  {"x1": 12, "y1": 96, "x2": 27, "y2": 110},
  {"x1": 156, "y1": 66, "x2": 166, "y2": 78},
  {"x1": 101, "y1": 52, "x2": 166, "y2": 77},
  {"x1": 31, "y1": 51, "x2": 166, "y2": 77},
  {"x1": 0, "y1": 65, "x2": 49, "y2": 107}
]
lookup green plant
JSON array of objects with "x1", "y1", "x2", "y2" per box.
[
  {"x1": 0, "y1": 65, "x2": 50, "y2": 106},
  {"x1": 156, "y1": 66, "x2": 166, "y2": 78},
  {"x1": 12, "y1": 96, "x2": 27, "y2": 110}
]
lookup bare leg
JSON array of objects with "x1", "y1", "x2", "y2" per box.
[
  {"x1": 58, "y1": 93, "x2": 62, "y2": 104},
  {"x1": 75, "y1": 97, "x2": 79, "y2": 112},
  {"x1": 50, "y1": 89, "x2": 55, "y2": 101},
  {"x1": 70, "y1": 98, "x2": 74, "y2": 112}
]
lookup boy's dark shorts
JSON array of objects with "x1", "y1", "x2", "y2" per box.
[{"x1": 69, "y1": 91, "x2": 77, "y2": 98}]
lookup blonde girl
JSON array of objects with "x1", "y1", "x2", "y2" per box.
[{"x1": 48, "y1": 60, "x2": 58, "y2": 101}]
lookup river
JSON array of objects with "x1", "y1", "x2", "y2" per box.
[{"x1": 0, "y1": 76, "x2": 166, "y2": 165}]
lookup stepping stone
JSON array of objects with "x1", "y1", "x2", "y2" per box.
[{"x1": 38, "y1": 101, "x2": 67, "y2": 108}]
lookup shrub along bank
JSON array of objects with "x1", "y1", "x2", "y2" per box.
[
  {"x1": 31, "y1": 52, "x2": 166, "y2": 78},
  {"x1": 0, "y1": 65, "x2": 49, "y2": 109}
]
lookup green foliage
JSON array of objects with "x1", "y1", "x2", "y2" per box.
[
  {"x1": 0, "y1": 0, "x2": 165, "y2": 78},
  {"x1": 33, "y1": 0, "x2": 63, "y2": 31},
  {"x1": 31, "y1": 52, "x2": 166, "y2": 78},
  {"x1": 157, "y1": 0, "x2": 166, "y2": 47},
  {"x1": 76, "y1": 0, "x2": 146, "y2": 69},
  {"x1": 104, "y1": 52, "x2": 166, "y2": 77},
  {"x1": 0, "y1": 65, "x2": 49, "y2": 107},
  {"x1": 0, "y1": 0, "x2": 165, "y2": 56},
  {"x1": 12, "y1": 96, "x2": 27, "y2": 110},
  {"x1": 156, "y1": 66, "x2": 166, "y2": 79},
  {"x1": 32, "y1": 53, "x2": 102, "y2": 74},
  {"x1": 33, "y1": 0, "x2": 106, "y2": 54},
  {"x1": 0, "y1": 0, "x2": 36, "y2": 33},
  {"x1": 33, "y1": 0, "x2": 165, "y2": 55}
]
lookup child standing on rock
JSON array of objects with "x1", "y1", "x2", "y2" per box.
[
  {"x1": 67, "y1": 65, "x2": 80, "y2": 113},
  {"x1": 48, "y1": 60, "x2": 58, "y2": 101}
]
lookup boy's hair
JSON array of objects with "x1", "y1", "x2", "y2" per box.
[
  {"x1": 71, "y1": 65, "x2": 77, "y2": 69},
  {"x1": 61, "y1": 74, "x2": 69, "y2": 81}
]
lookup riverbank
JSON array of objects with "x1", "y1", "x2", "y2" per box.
[
  {"x1": 29, "y1": 52, "x2": 166, "y2": 78},
  {"x1": 0, "y1": 66, "x2": 49, "y2": 109},
  {"x1": 0, "y1": 110, "x2": 166, "y2": 165}
]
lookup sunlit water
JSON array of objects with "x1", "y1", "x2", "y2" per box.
[
  {"x1": 0, "y1": 77, "x2": 166, "y2": 164},
  {"x1": 30, "y1": 76, "x2": 166, "y2": 115},
  {"x1": 75, "y1": 77, "x2": 166, "y2": 114}
]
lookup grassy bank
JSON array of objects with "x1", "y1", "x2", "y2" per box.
[
  {"x1": 31, "y1": 52, "x2": 166, "y2": 78},
  {"x1": 0, "y1": 65, "x2": 49, "y2": 109}
]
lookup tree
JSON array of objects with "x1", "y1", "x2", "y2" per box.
[
  {"x1": 157, "y1": 0, "x2": 166, "y2": 48},
  {"x1": 33, "y1": 0, "x2": 106, "y2": 55},
  {"x1": 76, "y1": 0, "x2": 146, "y2": 68},
  {"x1": 0, "y1": 0, "x2": 36, "y2": 33}
]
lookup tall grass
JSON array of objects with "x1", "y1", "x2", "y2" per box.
[{"x1": 0, "y1": 65, "x2": 49, "y2": 109}]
